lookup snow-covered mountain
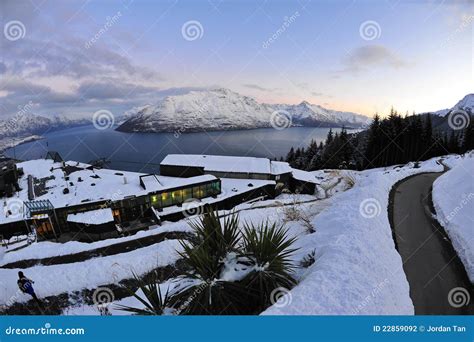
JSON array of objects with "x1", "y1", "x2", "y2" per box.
[
  {"x1": 274, "y1": 101, "x2": 370, "y2": 128},
  {"x1": 429, "y1": 94, "x2": 474, "y2": 117},
  {"x1": 117, "y1": 88, "x2": 371, "y2": 133},
  {"x1": 0, "y1": 113, "x2": 89, "y2": 139}
]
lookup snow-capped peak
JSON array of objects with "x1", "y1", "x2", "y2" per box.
[
  {"x1": 117, "y1": 88, "x2": 371, "y2": 133},
  {"x1": 429, "y1": 94, "x2": 474, "y2": 117}
]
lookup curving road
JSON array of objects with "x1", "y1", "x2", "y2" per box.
[{"x1": 390, "y1": 171, "x2": 474, "y2": 315}]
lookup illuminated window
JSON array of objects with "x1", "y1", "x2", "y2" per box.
[
  {"x1": 182, "y1": 188, "x2": 192, "y2": 200},
  {"x1": 161, "y1": 192, "x2": 172, "y2": 207},
  {"x1": 192, "y1": 186, "x2": 201, "y2": 199},
  {"x1": 171, "y1": 190, "x2": 183, "y2": 204}
]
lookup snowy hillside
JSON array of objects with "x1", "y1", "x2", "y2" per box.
[
  {"x1": 0, "y1": 113, "x2": 89, "y2": 139},
  {"x1": 429, "y1": 94, "x2": 474, "y2": 117},
  {"x1": 117, "y1": 88, "x2": 371, "y2": 133},
  {"x1": 275, "y1": 101, "x2": 370, "y2": 128}
]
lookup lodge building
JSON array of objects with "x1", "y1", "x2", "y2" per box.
[{"x1": 0, "y1": 153, "x2": 319, "y2": 243}]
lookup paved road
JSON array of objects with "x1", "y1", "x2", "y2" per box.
[{"x1": 391, "y1": 172, "x2": 473, "y2": 315}]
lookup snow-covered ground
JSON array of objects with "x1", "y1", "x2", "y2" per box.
[
  {"x1": 0, "y1": 239, "x2": 182, "y2": 307},
  {"x1": 263, "y1": 158, "x2": 446, "y2": 315},
  {"x1": 0, "y1": 222, "x2": 190, "y2": 267},
  {"x1": 2, "y1": 154, "x2": 470, "y2": 315},
  {"x1": 62, "y1": 157, "x2": 446, "y2": 316},
  {"x1": 433, "y1": 153, "x2": 474, "y2": 283}
]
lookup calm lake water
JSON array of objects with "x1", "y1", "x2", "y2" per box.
[{"x1": 5, "y1": 125, "x2": 351, "y2": 173}]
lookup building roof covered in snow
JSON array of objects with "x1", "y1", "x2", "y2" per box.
[
  {"x1": 160, "y1": 154, "x2": 292, "y2": 175},
  {"x1": 0, "y1": 159, "x2": 217, "y2": 223},
  {"x1": 67, "y1": 207, "x2": 114, "y2": 225}
]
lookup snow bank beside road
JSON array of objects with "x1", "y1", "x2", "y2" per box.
[
  {"x1": 264, "y1": 159, "x2": 444, "y2": 315},
  {"x1": 433, "y1": 156, "x2": 474, "y2": 283}
]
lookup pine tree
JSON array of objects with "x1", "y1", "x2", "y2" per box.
[{"x1": 462, "y1": 119, "x2": 474, "y2": 153}]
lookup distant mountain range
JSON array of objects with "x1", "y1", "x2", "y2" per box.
[
  {"x1": 424, "y1": 93, "x2": 474, "y2": 117},
  {"x1": 0, "y1": 113, "x2": 89, "y2": 139},
  {"x1": 1, "y1": 91, "x2": 473, "y2": 149},
  {"x1": 116, "y1": 88, "x2": 372, "y2": 133},
  {"x1": 421, "y1": 93, "x2": 474, "y2": 131}
]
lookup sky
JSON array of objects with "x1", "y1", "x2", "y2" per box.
[{"x1": 0, "y1": 0, "x2": 473, "y2": 120}]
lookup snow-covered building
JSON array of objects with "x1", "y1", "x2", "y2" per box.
[
  {"x1": 0, "y1": 158, "x2": 223, "y2": 241},
  {"x1": 160, "y1": 154, "x2": 320, "y2": 194},
  {"x1": 0, "y1": 155, "x2": 279, "y2": 242},
  {"x1": 0, "y1": 153, "x2": 325, "y2": 242},
  {"x1": 160, "y1": 154, "x2": 292, "y2": 180}
]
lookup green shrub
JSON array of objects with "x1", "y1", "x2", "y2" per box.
[{"x1": 115, "y1": 272, "x2": 171, "y2": 315}]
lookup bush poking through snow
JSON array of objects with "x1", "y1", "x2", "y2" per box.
[
  {"x1": 240, "y1": 221, "x2": 298, "y2": 312},
  {"x1": 282, "y1": 201, "x2": 315, "y2": 233},
  {"x1": 342, "y1": 171, "x2": 356, "y2": 188},
  {"x1": 122, "y1": 209, "x2": 299, "y2": 315},
  {"x1": 299, "y1": 250, "x2": 316, "y2": 268},
  {"x1": 116, "y1": 271, "x2": 172, "y2": 315}
]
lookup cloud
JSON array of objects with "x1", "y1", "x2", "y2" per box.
[
  {"x1": 242, "y1": 84, "x2": 279, "y2": 92},
  {"x1": 341, "y1": 45, "x2": 409, "y2": 73},
  {"x1": 77, "y1": 82, "x2": 159, "y2": 100}
]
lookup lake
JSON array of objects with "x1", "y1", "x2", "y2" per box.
[{"x1": 5, "y1": 125, "x2": 351, "y2": 174}]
